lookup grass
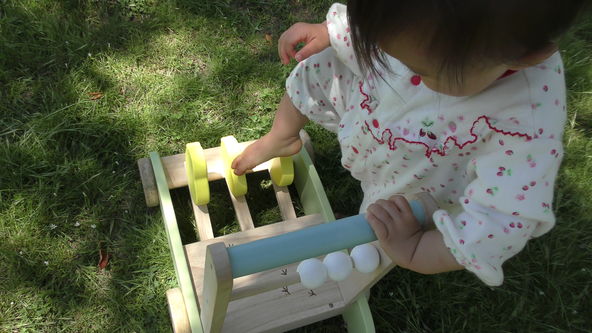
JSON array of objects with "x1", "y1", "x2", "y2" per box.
[{"x1": 0, "y1": 0, "x2": 591, "y2": 332}]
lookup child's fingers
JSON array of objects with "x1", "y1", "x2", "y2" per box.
[
  {"x1": 367, "y1": 211, "x2": 389, "y2": 241},
  {"x1": 294, "y1": 39, "x2": 323, "y2": 62},
  {"x1": 277, "y1": 35, "x2": 288, "y2": 64},
  {"x1": 278, "y1": 38, "x2": 293, "y2": 65},
  {"x1": 367, "y1": 202, "x2": 392, "y2": 224},
  {"x1": 375, "y1": 199, "x2": 401, "y2": 219},
  {"x1": 389, "y1": 195, "x2": 416, "y2": 222},
  {"x1": 278, "y1": 38, "x2": 298, "y2": 64},
  {"x1": 376, "y1": 199, "x2": 404, "y2": 236},
  {"x1": 278, "y1": 23, "x2": 306, "y2": 64}
]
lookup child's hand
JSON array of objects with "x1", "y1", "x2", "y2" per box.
[
  {"x1": 366, "y1": 195, "x2": 423, "y2": 269},
  {"x1": 278, "y1": 22, "x2": 330, "y2": 65}
]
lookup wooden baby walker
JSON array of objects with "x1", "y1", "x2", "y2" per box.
[{"x1": 137, "y1": 131, "x2": 438, "y2": 333}]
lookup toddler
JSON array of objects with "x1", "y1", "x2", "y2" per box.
[{"x1": 232, "y1": 1, "x2": 585, "y2": 286}]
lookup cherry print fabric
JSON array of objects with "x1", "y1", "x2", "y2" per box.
[{"x1": 285, "y1": 3, "x2": 566, "y2": 285}]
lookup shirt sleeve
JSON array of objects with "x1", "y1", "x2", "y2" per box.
[
  {"x1": 326, "y1": 3, "x2": 362, "y2": 76},
  {"x1": 433, "y1": 135, "x2": 563, "y2": 286}
]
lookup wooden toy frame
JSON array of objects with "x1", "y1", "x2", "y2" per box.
[{"x1": 137, "y1": 136, "x2": 437, "y2": 333}]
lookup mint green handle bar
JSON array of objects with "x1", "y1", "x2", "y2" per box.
[{"x1": 227, "y1": 200, "x2": 426, "y2": 278}]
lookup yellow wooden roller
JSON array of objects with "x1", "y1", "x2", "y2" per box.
[
  {"x1": 185, "y1": 142, "x2": 210, "y2": 205},
  {"x1": 269, "y1": 156, "x2": 294, "y2": 186},
  {"x1": 220, "y1": 136, "x2": 247, "y2": 197}
]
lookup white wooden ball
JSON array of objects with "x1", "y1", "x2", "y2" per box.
[
  {"x1": 350, "y1": 243, "x2": 380, "y2": 273},
  {"x1": 323, "y1": 251, "x2": 353, "y2": 281},
  {"x1": 297, "y1": 258, "x2": 328, "y2": 289}
]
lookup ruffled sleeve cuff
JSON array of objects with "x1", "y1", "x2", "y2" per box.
[{"x1": 433, "y1": 203, "x2": 538, "y2": 286}]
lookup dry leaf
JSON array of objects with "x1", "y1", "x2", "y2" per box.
[
  {"x1": 89, "y1": 92, "x2": 103, "y2": 100},
  {"x1": 264, "y1": 33, "x2": 273, "y2": 44},
  {"x1": 98, "y1": 248, "x2": 110, "y2": 270}
]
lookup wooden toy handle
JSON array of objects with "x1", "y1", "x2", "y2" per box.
[{"x1": 227, "y1": 192, "x2": 439, "y2": 278}]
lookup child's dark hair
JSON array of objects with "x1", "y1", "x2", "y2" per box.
[{"x1": 347, "y1": 0, "x2": 587, "y2": 83}]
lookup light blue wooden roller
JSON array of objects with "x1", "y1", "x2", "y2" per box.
[{"x1": 227, "y1": 198, "x2": 433, "y2": 278}]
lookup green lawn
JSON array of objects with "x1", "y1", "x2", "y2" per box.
[{"x1": 1, "y1": 1, "x2": 591, "y2": 332}]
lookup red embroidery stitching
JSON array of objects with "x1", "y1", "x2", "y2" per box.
[
  {"x1": 364, "y1": 116, "x2": 533, "y2": 158},
  {"x1": 359, "y1": 81, "x2": 372, "y2": 114},
  {"x1": 357, "y1": 80, "x2": 532, "y2": 158}
]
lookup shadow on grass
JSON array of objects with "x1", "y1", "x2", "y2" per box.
[{"x1": 1, "y1": 0, "x2": 339, "y2": 331}]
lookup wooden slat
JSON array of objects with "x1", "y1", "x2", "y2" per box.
[
  {"x1": 273, "y1": 183, "x2": 297, "y2": 221},
  {"x1": 137, "y1": 157, "x2": 160, "y2": 207},
  {"x1": 223, "y1": 280, "x2": 345, "y2": 333},
  {"x1": 166, "y1": 288, "x2": 191, "y2": 333},
  {"x1": 292, "y1": 149, "x2": 335, "y2": 221},
  {"x1": 230, "y1": 262, "x2": 301, "y2": 301},
  {"x1": 342, "y1": 296, "x2": 375, "y2": 332},
  {"x1": 228, "y1": 193, "x2": 254, "y2": 231},
  {"x1": 201, "y1": 243, "x2": 233, "y2": 333},
  {"x1": 191, "y1": 202, "x2": 215, "y2": 241},
  {"x1": 150, "y1": 152, "x2": 203, "y2": 333},
  {"x1": 159, "y1": 141, "x2": 271, "y2": 190}
]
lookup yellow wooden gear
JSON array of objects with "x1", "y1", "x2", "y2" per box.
[
  {"x1": 220, "y1": 136, "x2": 248, "y2": 197},
  {"x1": 185, "y1": 142, "x2": 210, "y2": 205},
  {"x1": 269, "y1": 156, "x2": 294, "y2": 186}
]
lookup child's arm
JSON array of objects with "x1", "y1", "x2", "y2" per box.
[
  {"x1": 406, "y1": 230, "x2": 464, "y2": 274},
  {"x1": 366, "y1": 196, "x2": 463, "y2": 274}
]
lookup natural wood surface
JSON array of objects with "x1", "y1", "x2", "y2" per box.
[
  {"x1": 230, "y1": 262, "x2": 301, "y2": 301},
  {"x1": 228, "y1": 192, "x2": 255, "y2": 231},
  {"x1": 166, "y1": 288, "x2": 191, "y2": 333},
  {"x1": 201, "y1": 243, "x2": 233, "y2": 333},
  {"x1": 139, "y1": 141, "x2": 270, "y2": 208},
  {"x1": 186, "y1": 214, "x2": 339, "y2": 332},
  {"x1": 272, "y1": 183, "x2": 297, "y2": 221},
  {"x1": 222, "y1": 280, "x2": 345, "y2": 333},
  {"x1": 191, "y1": 202, "x2": 215, "y2": 241},
  {"x1": 137, "y1": 157, "x2": 159, "y2": 207}
]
